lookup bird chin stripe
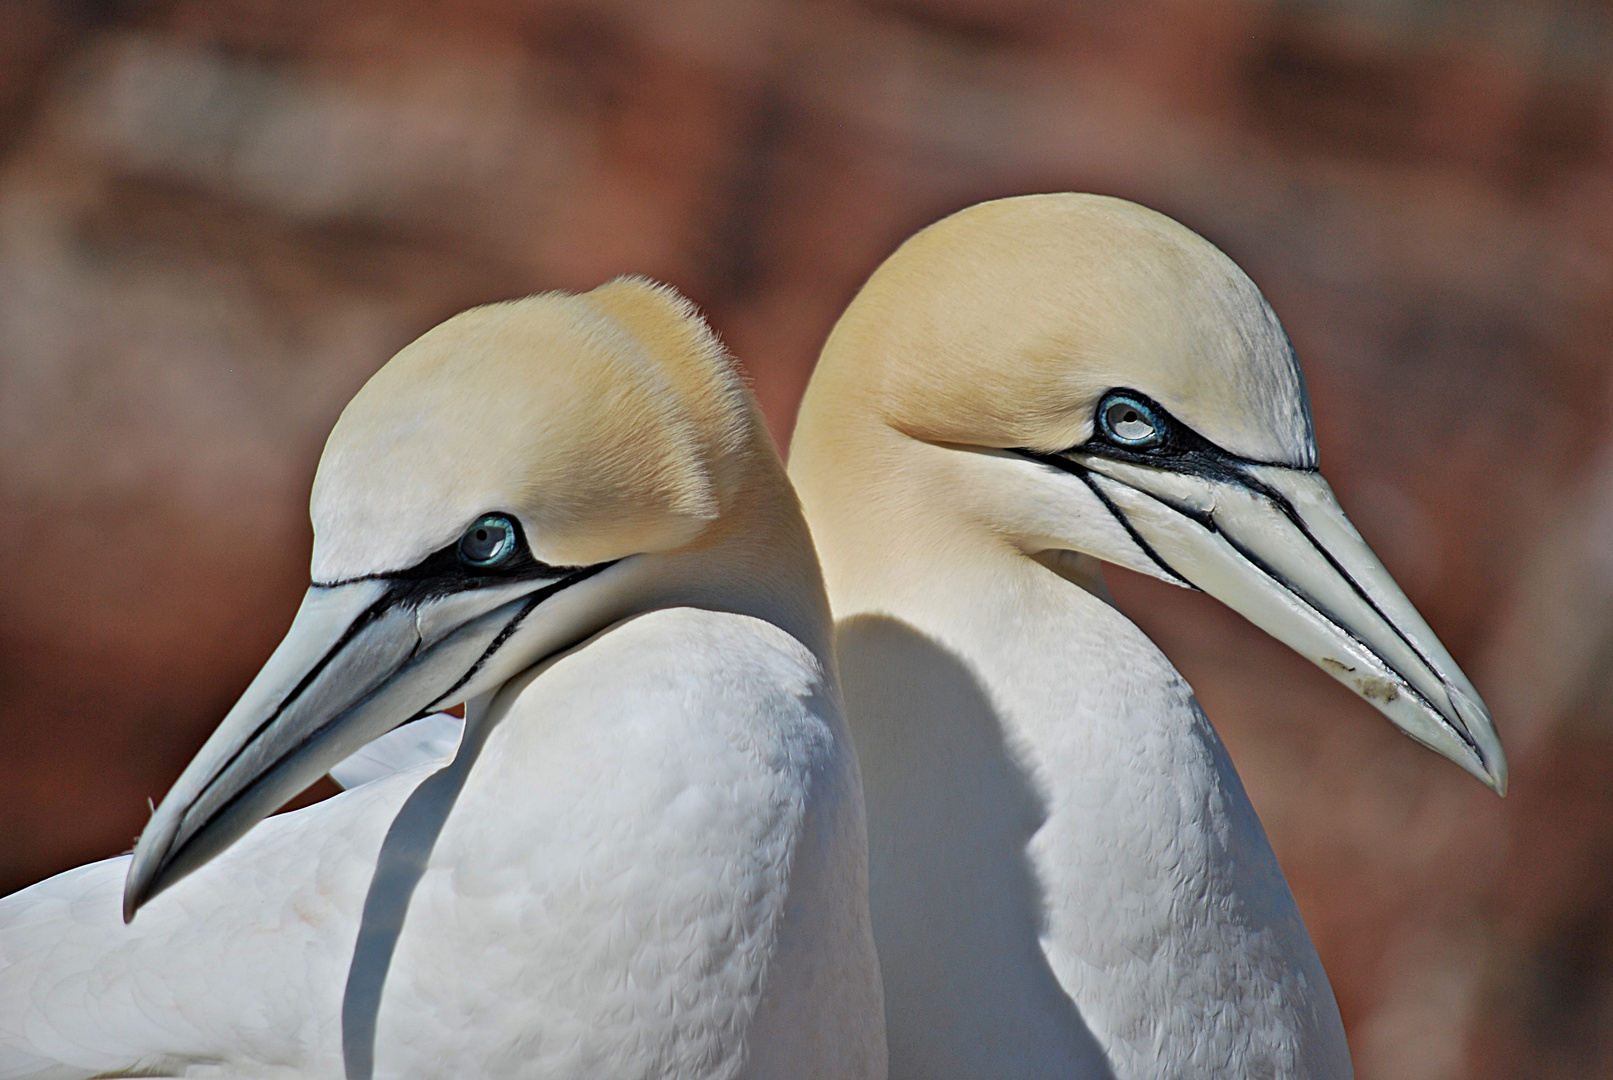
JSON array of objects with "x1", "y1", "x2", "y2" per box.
[{"x1": 433, "y1": 560, "x2": 618, "y2": 705}]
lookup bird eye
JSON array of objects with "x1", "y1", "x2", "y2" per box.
[
  {"x1": 1098, "y1": 393, "x2": 1165, "y2": 449},
  {"x1": 457, "y1": 514, "x2": 518, "y2": 568}
]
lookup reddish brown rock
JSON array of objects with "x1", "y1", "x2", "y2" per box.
[{"x1": 2, "y1": 3, "x2": 1610, "y2": 1077}]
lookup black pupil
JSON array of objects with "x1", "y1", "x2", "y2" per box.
[
  {"x1": 462, "y1": 520, "x2": 510, "y2": 564},
  {"x1": 1104, "y1": 399, "x2": 1161, "y2": 444}
]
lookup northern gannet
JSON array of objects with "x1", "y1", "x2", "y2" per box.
[
  {"x1": 0, "y1": 279, "x2": 886, "y2": 1080},
  {"x1": 786, "y1": 194, "x2": 1506, "y2": 1080}
]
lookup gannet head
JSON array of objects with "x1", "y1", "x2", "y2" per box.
[
  {"x1": 791, "y1": 192, "x2": 1506, "y2": 795},
  {"x1": 126, "y1": 278, "x2": 821, "y2": 920}
]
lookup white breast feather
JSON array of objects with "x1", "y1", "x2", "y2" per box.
[
  {"x1": 370, "y1": 608, "x2": 845, "y2": 1079},
  {"x1": 842, "y1": 575, "x2": 1349, "y2": 1080},
  {"x1": 0, "y1": 607, "x2": 861, "y2": 1080},
  {"x1": 980, "y1": 596, "x2": 1348, "y2": 1079}
]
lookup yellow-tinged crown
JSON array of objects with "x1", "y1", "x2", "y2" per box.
[
  {"x1": 310, "y1": 278, "x2": 759, "y2": 581},
  {"x1": 801, "y1": 193, "x2": 1315, "y2": 466}
]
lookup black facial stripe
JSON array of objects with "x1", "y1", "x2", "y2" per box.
[
  {"x1": 1073, "y1": 390, "x2": 1455, "y2": 715},
  {"x1": 184, "y1": 584, "x2": 404, "y2": 815},
  {"x1": 1011, "y1": 448, "x2": 1194, "y2": 589},
  {"x1": 1039, "y1": 435, "x2": 1482, "y2": 760},
  {"x1": 1079, "y1": 388, "x2": 1316, "y2": 475},
  {"x1": 1231, "y1": 474, "x2": 1459, "y2": 707},
  {"x1": 317, "y1": 515, "x2": 569, "y2": 600},
  {"x1": 188, "y1": 519, "x2": 571, "y2": 806},
  {"x1": 433, "y1": 560, "x2": 616, "y2": 704},
  {"x1": 176, "y1": 513, "x2": 591, "y2": 839},
  {"x1": 1133, "y1": 450, "x2": 1462, "y2": 719},
  {"x1": 164, "y1": 558, "x2": 619, "y2": 882},
  {"x1": 1204, "y1": 521, "x2": 1485, "y2": 761}
]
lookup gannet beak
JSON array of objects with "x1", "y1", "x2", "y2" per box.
[
  {"x1": 124, "y1": 564, "x2": 609, "y2": 921},
  {"x1": 1035, "y1": 449, "x2": 1507, "y2": 795}
]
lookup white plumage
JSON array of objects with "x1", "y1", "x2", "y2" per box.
[
  {"x1": 0, "y1": 280, "x2": 885, "y2": 1080},
  {"x1": 825, "y1": 545, "x2": 1344, "y2": 1078},
  {"x1": 327, "y1": 713, "x2": 462, "y2": 791},
  {"x1": 788, "y1": 193, "x2": 1504, "y2": 1080}
]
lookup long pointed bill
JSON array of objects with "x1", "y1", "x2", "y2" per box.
[
  {"x1": 124, "y1": 567, "x2": 604, "y2": 921},
  {"x1": 1069, "y1": 453, "x2": 1506, "y2": 794}
]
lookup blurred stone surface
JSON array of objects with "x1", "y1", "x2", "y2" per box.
[{"x1": 1, "y1": 2, "x2": 1611, "y2": 1077}]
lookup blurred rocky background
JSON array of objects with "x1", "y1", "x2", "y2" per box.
[{"x1": 2, "y1": 0, "x2": 1612, "y2": 1076}]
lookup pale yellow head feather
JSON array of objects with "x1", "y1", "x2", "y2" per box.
[
  {"x1": 310, "y1": 278, "x2": 757, "y2": 581},
  {"x1": 801, "y1": 193, "x2": 1315, "y2": 465}
]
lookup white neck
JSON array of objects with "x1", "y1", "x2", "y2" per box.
[
  {"x1": 790, "y1": 421, "x2": 1351, "y2": 1080},
  {"x1": 624, "y1": 432, "x2": 838, "y2": 670}
]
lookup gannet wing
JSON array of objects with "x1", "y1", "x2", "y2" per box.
[
  {"x1": 328, "y1": 712, "x2": 466, "y2": 790},
  {"x1": 0, "y1": 766, "x2": 437, "y2": 1079}
]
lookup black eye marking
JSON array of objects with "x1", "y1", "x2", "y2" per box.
[
  {"x1": 317, "y1": 514, "x2": 578, "y2": 603},
  {"x1": 1069, "y1": 387, "x2": 1315, "y2": 476},
  {"x1": 387, "y1": 513, "x2": 570, "y2": 602},
  {"x1": 1098, "y1": 392, "x2": 1166, "y2": 449},
  {"x1": 1069, "y1": 389, "x2": 1224, "y2": 473},
  {"x1": 458, "y1": 514, "x2": 517, "y2": 568},
  {"x1": 1010, "y1": 388, "x2": 1302, "y2": 509}
]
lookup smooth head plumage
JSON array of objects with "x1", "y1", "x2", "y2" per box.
[
  {"x1": 804, "y1": 192, "x2": 1315, "y2": 466},
  {"x1": 311, "y1": 278, "x2": 757, "y2": 582}
]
